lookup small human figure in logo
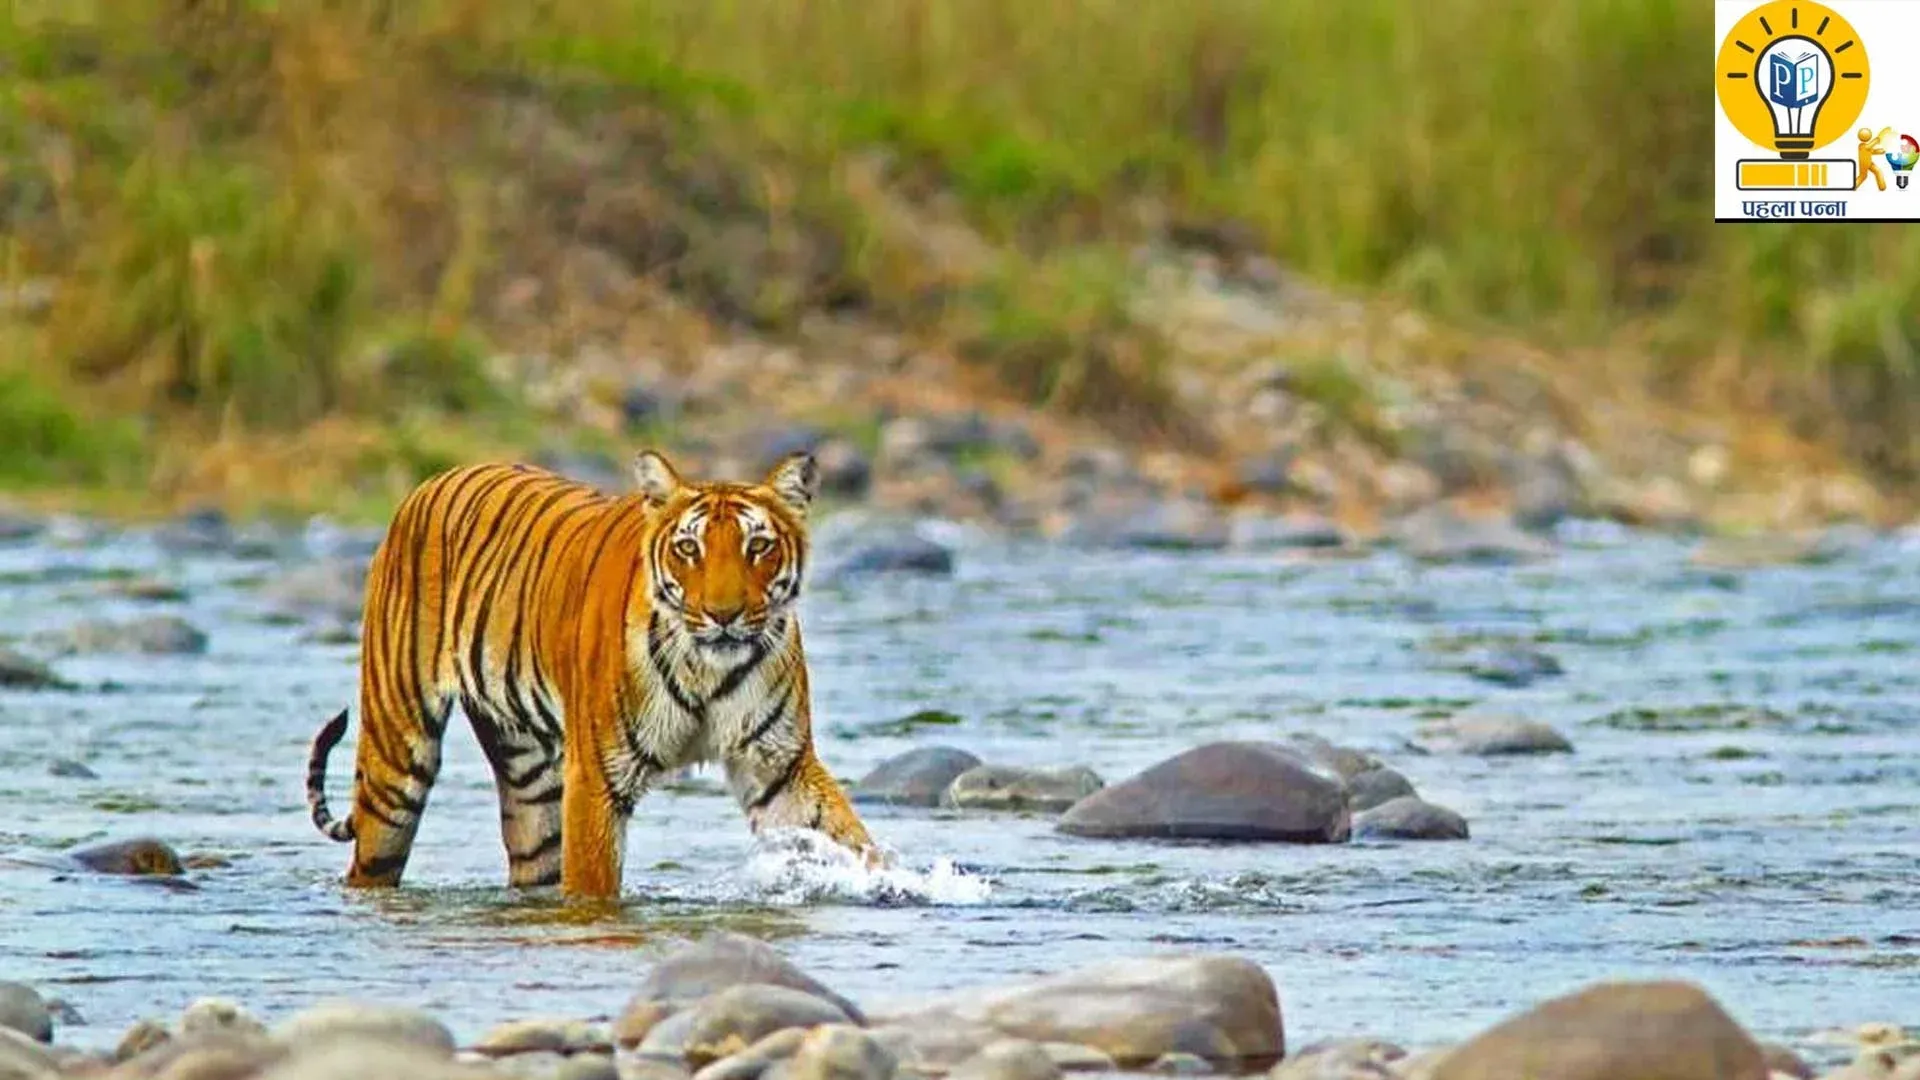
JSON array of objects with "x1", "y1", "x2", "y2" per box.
[{"x1": 1855, "y1": 127, "x2": 1890, "y2": 191}]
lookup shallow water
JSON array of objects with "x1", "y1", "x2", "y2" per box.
[{"x1": 2, "y1": 520, "x2": 1917, "y2": 1057}]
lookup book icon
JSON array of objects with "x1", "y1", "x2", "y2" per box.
[{"x1": 1767, "y1": 50, "x2": 1821, "y2": 109}]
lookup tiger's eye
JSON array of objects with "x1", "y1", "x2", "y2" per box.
[
  {"x1": 673, "y1": 538, "x2": 699, "y2": 560},
  {"x1": 746, "y1": 536, "x2": 773, "y2": 559}
]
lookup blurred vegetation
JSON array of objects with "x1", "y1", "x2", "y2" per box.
[{"x1": 2, "y1": 0, "x2": 1917, "y2": 509}]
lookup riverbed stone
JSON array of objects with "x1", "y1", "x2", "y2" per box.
[
  {"x1": 1038, "y1": 1044, "x2": 1116, "y2": 1073},
  {"x1": 258, "y1": 559, "x2": 369, "y2": 624},
  {"x1": 815, "y1": 526, "x2": 954, "y2": 582},
  {"x1": 866, "y1": 1022, "x2": 1009, "y2": 1075},
  {"x1": 38, "y1": 615, "x2": 207, "y2": 657},
  {"x1": 692, "y1": 1028, "x2": 809, "y2": 1080},
  {"x1": 112, "y1": 1030, "x2": 281, "y2": 1080},
  {"x1": 683, "y1": 985, "x2": 855, "y2": 1067},
  {"x1": 272, "y1": 1000, "x2": 456, "y2": 1055},
  {"x1": 767, "y1": 1025, "x2": 895, "y2": 1080},
  {"x1": 1415, "y1": 715, "x2": 1573, "y2": 756},
  {"x1": 1345, "y1": 768, "x2": 1416, "y2": 813},
  {"x1": 256, "y1": 1038, "x2": 491, "y2": 1080},
  {"x1": 948, "y1": 1040, "x2": 1061, "y2": 1080},
  {"x1": 637, "y1": 1011, "x2": 701, "y2": 1062},
  {"x1": 1460, "y1": 644, "x2": 1563, "y2": 688},
  {"x1": 475, "y1": 1019, "x2": 612, "y2": 1058},
  {"x1": 617, "y1": 934, "x2": 865, "y2": 1049},
  {"x1": 1057, "y1": 742, "x2": 1350, "y2": 844},
  {"x1": 1352, "y1": 797, "x2": 1469, "y2": 842},
  {"x1": 1281, "y1": 735, "x2": 1380, "y2": 783},
  {"x1": 0, "y1": 984, "x2": 51, "y2": 1043},
  {"x1": 875, "y1": 954, "x2": 1283, "y2": 1071},
  {"x1": 0, "y1": 1025, "x2": 63, "y2": 1078},
  {"x1": 944, "y1": 766, "x2": 1105, "y2": 813},
  {"x1": 1757, "y1": 1042, "x2": 1813, "y2": 1079},
  {"x1": 115, "y1": 1020, "x2": 171, "y2": 1063},
  {"x1": 854, "y1": 747, "x2": 983, "y2": 807},
  {"x1": 1147, "y1": 1052, "x2": 1210, "y2": 1075},
  {"x1": 1427, "y1": 979, "x2": 1767, "y2": 1080},
  {"x1": 1227, "y1": 512, "x2": 1349, "y2": 552},
  {"x1": 623, "y1": 1062, "x2": 695, "y2": 1080},
  {"x1": 1268, "y1": 1037, "x2": 1405, "y2": 1079},
  {"x1": 67, "y1": 838, "x2": 184, "y2": 876},
  {"x1": 181, "y1": 998, "x2": 267, "y2": 1038},
  {"x1": 0, "y1": 648, "x2": 71, "y2": 691}
]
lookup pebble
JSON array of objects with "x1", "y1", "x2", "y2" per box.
[
  {"x1": 181, "y1": 997, "x2": 267, "y2": 1037},
  {"x1": 692, "y1": 1028, "x2": 808, "y2": 1080},
  {"x1": 1038, "y1": 1043, "x2": 1117, "y2": 1073},
  {"x1": 814, "y1": 530, "x2": 955, "y2": 582},
  {"x1": 108, "y1": 577, "x2": 191, "y2": 603},
  {"x1": 616, "y1": 933, "x2": 865, "y2": 1044},
  {"x1": 272, "y1": 999, "x2": 457, "y2": 1055},
  {"x1": 1415, "y1": 715, "x2": 1574, "y2": 756},
  {"x1": 1057, "y1": 742, "x2": 1349, "y2": 844},
  {"x1": 1148, "y1": 1052, "x2": 1212, "y2": 1075},
  {"x1": 0, "y1": 1026, "x2": 62, "y2": 1078},
  {"x1": 1427, "y1": 979, "x2": 1768, "y2": 1080},
  {"x1": 853, "y1": 746, "x2": 984, "y2": 807},
  {"x1": 769, "y1": 1024, "x2": 895, "y2": 1080},
  {"x1": 115, "y1": 1019, "x2": 171, "y2": 1062},
  {"x1": 1345, "y1": 768, "x2": 1417, "y2": 813},
  {"x1": 47, "y1": 758, "x2": 98, "y2": 780},
  {"x1": 254, "y1": 1037, "x2": 486, "y2": 1080},
  {"x1": 1352, "y1": 797, "x2": 1470, "y2": 842},
  {"x1": 1460, "y1": 644, "x2": 1564, "y2": 688},
  {"x1": 1268, "y1": 1037, "x2": 1405, "y2": 1079},
  {"x1": 0, "y1": 983, "x2": 52, "y2": 1043},
  {"x1": 944, "y1": 765, "x2": 1105, "y2": 813},
  {"x1": 475, "y1": 1019, "x2": 612, "y2": 1058},
  {"x1": 36, "y1": 614, "x2": 208, "y2": 656}
]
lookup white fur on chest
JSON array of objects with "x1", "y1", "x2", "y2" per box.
[{"x1": 621, "y1": 626, "x2": 792, "y2": 772}]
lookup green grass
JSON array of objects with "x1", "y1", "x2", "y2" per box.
[{"x1": 1, "y1": 0, "x2": 1916, "y2": 504}]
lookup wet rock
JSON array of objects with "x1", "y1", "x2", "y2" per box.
[
  {"x1": 255, "y1": 1038, "x2": 487, "y2": 1080},
  {"x1": 1588, "y1": 704, "x2": 1791, "y2": 733},
  {"x1": 1059, "y1": 500, "x2": 1230, "y2": 552},
  {"x1": 272, "y1": 1000, "x2": 456, "y2": 1055},
  {"x1": 1428, "y1": 980, "x2": 1767, "y2": 1080},
  {"x1": 1038, "y1": 1044, "x2": 1116, "y2": 1073},
  {"x1": 38, "y1": 615, "x2": 207, "y2": 657},
  {"x1": 182, "y1": 852, "x2": 234, "y2": 871},
  {"x1": 0, "y1": 509, "x2": 44, "y2": 544},
  {"x1": 945, "y1": 765, "x2": 1104, "y2": 813},
  {"x1": 1391, "y1": 505, "x2": 1552, "y2": 565},
  {"x1": 114, "y1": 1031, "x2": 282, "y2": 1080},
  {"x1": 684, "y1": 986, "x2": 854, "y2": 1067},
  {"x1": 1057, "y1": 742, "x2": 1350, "y2": 844},
  {"x1": 0, "y1": 1026, "x2": 62, "y2": 1078},
  {"x1": 636, "y1": 1011, "x2": 701, "y2": 1062},
  {"x1": 1280, "y1": 735, "x2": 1380, "y2": 784},
  {"x1": 1460, "y1": 644, "x2": 1563, "y2": 688},
  {"x1": 1345, "y1": 768, "x2": 1417, "y2": 813},
  {"x1": 474, "y1": 1019, "x2": 611, "y2": 1058},
  {"x1": 618, "y1": 934, "x2": 865, "y2": 1050},
  {"x1": 558, "y1": 1055, "x2": 623, "y2": 1080},
  {"x1": 1227, "y1": 512, "x2": 1349, "y2": 552},
  {"x1": 814, "y1": 440, "x2": 873, "y2": 501},
  {"x1": 623, "y1": 1062, "x2": 696, "y2": 1080},
  {"x1": 1416, "y1": 715, "x2": 1573, "y2": 756},
  {"x1": 1352, "y1": 797, "x2": 1469, "y2": 841},
  {"x1": 181, "y1": 998, "x2": 266, "y2": 1038},
  {"x1": 114, "y1": 1019, "x2": 170, "y2": 1062},
  {"x1": 854, "y1": 747, "x2": 983, "y2": 807},
  {"x1": 153, "y1": 508, "x2": 232, "y2": 556},
  {"x1": 497, "y1": 1051, "x2": 571, "y2": 1078},
  {"x1": 257, "y1": 560, "x2": 368, "y2": 624},
  {"x1": 692, "y1": 1028, "x2": 808, "y2": 1080},
  {"x1": 1268, "y1": 1037, "x2": 1405, "y2": 1079},
  {"x1": 876, "y1": 954, "x2": 1283, "y2": 1071},
  {"x1": 866, "y1": 1023, "x2": 1010, "y2": 1076},
  {"x1": 68, "y1": 838, "x2": 183, "y2": 876},
  {"x1": 0, "y1": 649, "x2": 72, "y2": 691},
  {"x1": 0, "y1": 984, "x2": 51, "y2": 1043},
  {"x1": 949, "y1": 1040, "x2": 1061, "y2": 1080},
  {"x1": 768, "y1": 1025, "x2": 895, "y2": 1080},
  {"x1": 815, "y1": 527, "x2": 955, "y2": 582}
]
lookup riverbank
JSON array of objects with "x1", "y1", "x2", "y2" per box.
[{"x1": 0, "y1": 934, "x2": 1907, "y2": 1079}]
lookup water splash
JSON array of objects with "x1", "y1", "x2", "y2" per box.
[{"x1": 733, "y1": 829, "x2": 993, "y2": 907}]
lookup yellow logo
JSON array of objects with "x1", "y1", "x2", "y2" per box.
[{"x1": 1716, "y1": 0, "x2": 1870, "y2": 159}]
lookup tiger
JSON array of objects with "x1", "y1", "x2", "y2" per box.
[{"x1": 303, "y1": 448, "x2": 883, "y2": 899}]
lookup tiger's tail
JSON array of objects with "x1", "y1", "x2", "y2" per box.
[{"x1": 307, "y1": 709, "x2": 356, "y2": 842}]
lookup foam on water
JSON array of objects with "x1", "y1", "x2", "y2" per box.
[{"x1": 732, "y1": 829, "x2": 994, "y2": 906}]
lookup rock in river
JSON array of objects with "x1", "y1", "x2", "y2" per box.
[
  {"x1": 1056, "y1": 742, "x2": 1350, "y2": 843},
  {"x1": 68, "y1": 837, "x2": 184, "y2": 876},
  {"x1": 683, "y1": 986, "x2": 854, "y2": 1067},
  {"x1": 854, "y1": 747, "x2": 983, "y2": 807},
  {"x1": 1427, "y1": 979, "x2": 1768, "y2": 1080},
  {"x1": 771, "y1": 1024, "x2": 896, "y2": 1080},
  {"x1": 944, "y1": 766, "x2": 1104, "y2": 813},
  {"x1": 1345, "y1": 768, "x2": 1417, "y2": 813},
  {"x1": 37, "y1": 614, "x2": 207, "y2": 657},
  {"x1": 615, "y1": 934, "x2": 864, "y2": 1049},
  {"x1": 1416, "y1": 715, "x2": 1573, "y2": 757},
  {"x1": 1391, "y1": 505, "x2": 1552, "y2": 565},
  {"x1": 0, "y1": 648, "x2": 72, "y2": 691},
  {"x1": 874, "y1": 954, "x2": 1283, "y2": 1071},
  {"x1": 272, "y1": 999, "x2": 456, "y2": 1055},
  {"x1": 1351, "y1": 797, "x2": 1469, "y2": 842},
  {"x1": 0, "y1": 983, "x2": 52, "y2": 1042}
]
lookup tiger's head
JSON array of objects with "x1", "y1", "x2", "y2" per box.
[{"x1": 633, "y1": 449, "x2": 818, "y2": 661}]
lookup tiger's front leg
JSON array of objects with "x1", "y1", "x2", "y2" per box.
[
  {"x1": 725, "y1": 743, "x2": 883, "y2": 867},
  {"x1": 559, "y1": 747, "x2": 629, "y2": 899}
]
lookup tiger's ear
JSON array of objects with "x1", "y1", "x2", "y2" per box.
[
  {"x1": 762, "y1": 451, "x2": 819, "y2": 519},
  {"x1": 632, "y1": 450, "x2": 684, "y2": 508}
]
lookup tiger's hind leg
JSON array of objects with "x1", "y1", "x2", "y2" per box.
[
  {"x1": 468, "y1": 701, "x2": 564, "y2": 888},
  {"x1": 344, "y1": 691, "x2": 453, "y2": 888}
]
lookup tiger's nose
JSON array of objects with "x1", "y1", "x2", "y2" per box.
[{"x1": 708, "y1": 603, "x2": 745, "y2": 627}]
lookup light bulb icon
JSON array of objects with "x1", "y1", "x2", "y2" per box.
[
  {"x1": 1757, "y1": 35, "x2": 1833, "y2": 158},
  {"x1": 1889, "y1": 134, "x2": 1919, "y2": 190}
]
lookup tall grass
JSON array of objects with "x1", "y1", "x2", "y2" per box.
[{"x1": 2, "y1": 0, "x2": 1915, "y2": 480}]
